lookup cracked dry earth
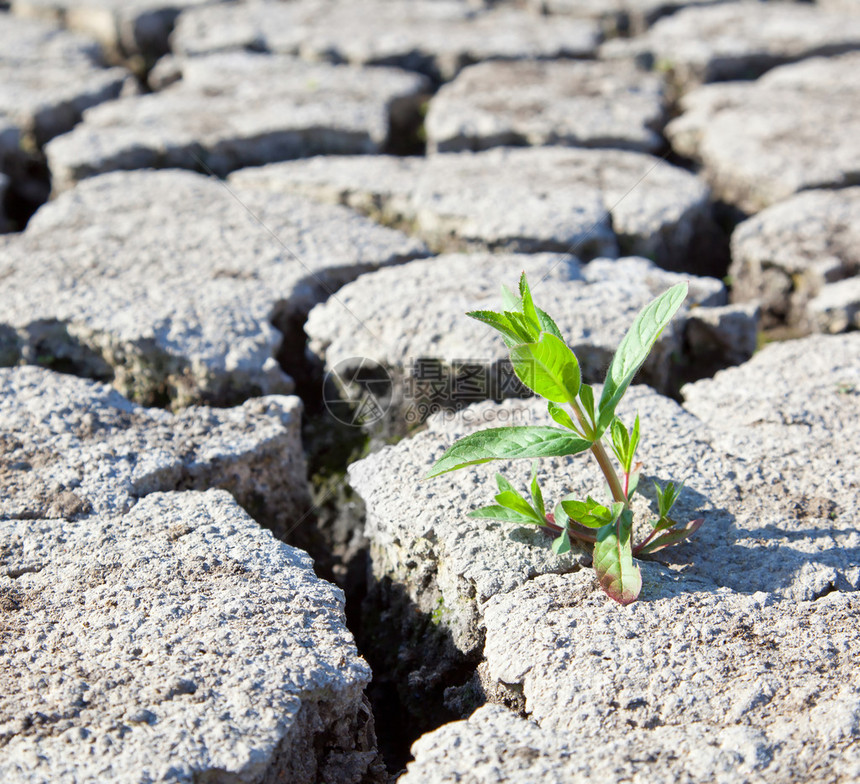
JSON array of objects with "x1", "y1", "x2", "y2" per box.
[{"x1": 1, "y1": 0, "x2": 859, "y2": 782}]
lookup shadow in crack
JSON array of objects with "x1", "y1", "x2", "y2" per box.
[{"x1": 355, "y1": 575, "x2": 485, "y2": 775}]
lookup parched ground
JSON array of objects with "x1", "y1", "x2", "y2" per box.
[{"x1": 1, "y1": 0, "x2": 859, "y2": 781}]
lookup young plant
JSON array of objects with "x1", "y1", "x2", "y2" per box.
[{"x1": 426, "y1": 273, "x2": 703, "y2": 605}]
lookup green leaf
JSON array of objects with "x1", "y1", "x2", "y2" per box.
[
  {"x1": 629, "y1": 415, "x2": 640, "y2": 464},
  {"x1": 503, "y1": 311, "x2": 538, "y2": 344},
  {"x1": 552, "y1": 528, "x2": 572, "y2": 555},
  {"x1": 519, "y1": 273, "x2": 542, "y2": 334},
  {"x1": 495, "y1": 490, "x2": 542, "y2": 521},
  {"x1": 560, "y1": 496, "x2": 612, "y2": 528},
  {"x1": 655, "y1": 480, "x2": 684, "y2": 519},
  {"x1": 637, "y1": 518, "x2": 704, "y2": 555},
  {"x1": 426, "y1": 426, "x2": 591, "y2": 477},
  {"x1": 547, "y1": 402, "x2": 578, "y2": 432},
  {"x1": 593, "y1": 510, "x2": 641, "y2": 605},
  {"x1": 466, "y1": 310, "x2": 525, "y2": 347},
  {"x1": 495, "y1": 473, "x2": 517, "y2": 495},
  {"x1": 509, "y1": 333, "x2": 581, "y2": 403},
  {"x1": 611, "y1": 418, "x2": 630, "y2": 464},
  {"x1": 597, "y1": 283, "x2": 688, "y2": 436},
  {"x1": 501, "y1": 283, "x2": 521, "y2": 312},
  {"x1": 579, "y1": 383, "x2": 596, "y2": 427},
  {"x1": 468, "y1": 505, "x2": 545, "y2": 527},
  {"x1": 530, "y1": 463, "x2": 546, "y2": 519},
  {"x1": 553, "y1": 499, "x2": 599, "y2": 543},
  {"x1": 610, "y1": 414, "x2": 641, "y2": 473},
  {"x1": 537, "y1": 308, "x2": 564, "y2": 341},
  {"x1": 652, "y1": 515, "x2": 678, "y2": 532}
]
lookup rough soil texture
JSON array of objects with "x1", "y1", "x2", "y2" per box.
[
  {"x1": 2, "y1": 0, "x2": 860, "y2": 779},
  {"x1": 666, "y1": 52, "x2": 860, "y2": 213},
  {"x1": 0, "y1": 490, "x2": 382, "y2": 784},
  {"x1": 306, "y1": 253, "x2": 755, "y2": 423},
  {"x1": 0, "y1": 169, "x2": 428, "y2": 407},
  {"x1": 352, "y1": 334, "x2": 860, "y2": 781},
  {"x1": 604, "y1": 0, "x2": 860, "y2": 90},
  {"x1": 171, "y1": 0, "x2": 602, "y2": 81},
  {"x1": 230, "y1": 148, "x2": 715, "y2": 272},
  {"x1": 425, "y1": 58, "x2": 666, "y2": 154},
  {"x1": 10, "y1": 0, "x2": 216, "y2": 57},
  {"x1": 730, "y1": 187, "x2": 860, "y2": 332},
  {"x1": 45, "y1": 51, "x2": 429, "y2": 193}
]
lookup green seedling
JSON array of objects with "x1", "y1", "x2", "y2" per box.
[{"x1": 426, "y1": 273, "x2": 704, "y2": 605}]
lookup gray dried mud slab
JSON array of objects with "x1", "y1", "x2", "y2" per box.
[
  {"x1": 0, "y1": 366, "x2": 379, "y2": 780},
  {"x1": 306, "y1": 253, "x2": 752, "y2": 417},
  {"x1": 0, "y1": 489, "x2": 379, "y2": 784},
  {"x1": 45, "y1": 51, "x2": 428, "y2": 193},
  {"x1": 603, "y1": 0, "x2": 860, "y2": 90},
  {"x1": 0, "y1": 14, "x2": 128, "y2": 147},
  {"x1": 682, "y1": 333, "x2": 860, "y2": 557},
  {"x1": 352, "y1": 333, "x2": 860, "y2": 783},
  {"x1": 666, "y1": 53, "x2": 860, "y2": 213},
  {"x1": 10, "y1": 0, "x2": 216, "y2": 57},
  {"x1": 230, "y1": 148, "x2": 712, "y2": 271},
  {"x1": 521, "y1": 0, "x2": 731, "y2": 35},
  {"x1": 0, "y1": 365, "x2": 309, "y2": 538},
  {"x1": 730, "y1": 187, "x2": 860, "y2": 332},
  {"x1": 171, "y1": 0, "x2": 601, "y2": 81},
  {"x1": 406, "y1": 584, "x2": 860, "y2": 784},
  {"x1": 0, "y1": 169, "x2": 428, "y2": 407},
  {"x1": 425, "y1": 59, "x2": 666, "y2": 154},
  {"x1": 807, "y1": 277, "x2": 860, "y2": 334}
]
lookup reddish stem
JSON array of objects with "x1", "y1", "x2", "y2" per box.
[{"x1": 633, "y1": 526, "x2": 659, "y2": 556}]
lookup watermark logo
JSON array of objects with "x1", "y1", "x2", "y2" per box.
[
  {"x1": 323, "y1": 356, "x2": 536, "y2": 427},
  {"x1": 323, "y1": 357, "x2": 394, "y2": 426}
]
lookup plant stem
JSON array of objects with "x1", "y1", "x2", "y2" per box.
[
  {"x1": 633, "y1": 527, "x2": 659, "y2": 556},
  {"x1": 567, "y1": 398, "x2": 627, "y2": 506},
  {"x1": 591, "y1": 438, "x2": 628, "y2": 506},
  {"x1": 544, "y1": 515, "x2": 596, "y2": 544}
]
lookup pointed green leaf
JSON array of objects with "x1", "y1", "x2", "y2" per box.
[
  {"x1": 637, "y1": 518, "x2": 704, "y2": 555},
  {"x1": 652, "y1": 515, "x2": 678, "y2": 532},
  {"x1": 494, "y1": 490, "x2": 543, "y2": 522},
  {"x1": 501, "y1": 283, "x2": 521, "y2": 312},
  {"x1": 547, "y1": 402, "x2": 578, "y2": 432},
  {"x1": 655, "y1": 480, "x2": 684, "y2": 519},
  {"x1": 537, "y1": 308, "x2": 564, "y2": 341},
  {"x1": 610, "y1": 418, "x2": 630, "y2": 465},
  {"x1": 552, "y1": 528, "x2": 572, "y2": 555},
  {"x1": 509, "y1": 333, "x2": 581, "y2": 403},
  {"x1": 495, "y1": 473, "x2": 517, "y2": 495},
  {"x1": 597, "y1": 283, "x2": 688, "y2": 436},
  {"x1": 502, "y1": 311, "x2": 537, "y2": 343},
  {"x1": 629, "y1": 414, "x2": 640, "y2": 461},
  {"x1": 468, "y1": 505, "x2": 546, "y2": 527},
  {"x1": 426, "y1": 426, "x2": 591, "y2": 477},
  {"x1": 529, "y1": 462, "x2": 546, "y2": 518},
  {"x1": 467, "y1": 310, "x2": 525, "y2": 347},
  {"x1": 519, "y1": 273, "x2": 542, "y2": 333},
  {"x1": 593, "y1": 511, "x2": 641, "y2": 605},
  {"x1": 579, "y1": 383, "x2": 596, "y2": 427}
]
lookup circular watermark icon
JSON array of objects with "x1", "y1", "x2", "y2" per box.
[{"x1": 323, "y1": 357, "x2": 394, "y2": 427}]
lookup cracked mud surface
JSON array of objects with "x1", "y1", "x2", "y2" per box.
[{"x1": 2, "y1": 0, "x2": 860, "y2": 781}]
